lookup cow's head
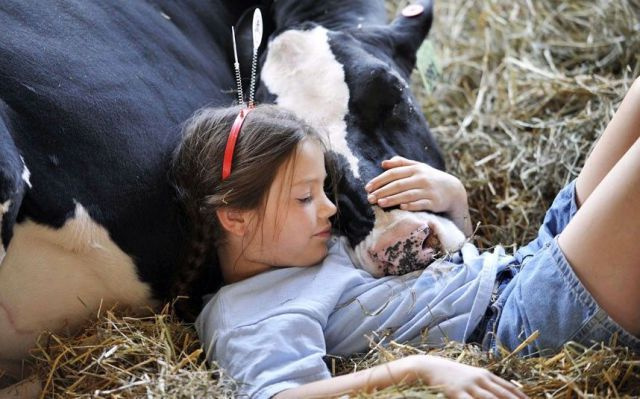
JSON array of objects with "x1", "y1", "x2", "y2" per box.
[{"x1": 259, "y1": 0, "x2": 466, "y2": 277}]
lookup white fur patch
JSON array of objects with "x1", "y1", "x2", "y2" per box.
[
  {"x1": 0, "y1": 202, "x2": 155, "y2": 360},
  {"x1": 262, "y1": 26, "x2": 361, "y2": 178},
  {"x1": 0, "y1": 200, "x2": 10, "y2": 264},
  {"x1": 0, "y1": 201, "x2": 9, "y2": 214},
  {"x1": 424, "y1": 213, "x2": 467, "y2": 251},
  {"x1": 19, "y1": 156, "x2": 32, "y2": 189}
]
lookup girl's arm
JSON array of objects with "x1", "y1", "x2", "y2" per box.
[
  {"x1": 275, "y1": 354, "x2": 526, "y2": 399},
  {"x1": 365, "y1": 156, "x2": 473, "y2": 237}
]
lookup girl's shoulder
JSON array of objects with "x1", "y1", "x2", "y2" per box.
[{"x1": 200, "y1": 238, "x2": 366, "y2": 329}]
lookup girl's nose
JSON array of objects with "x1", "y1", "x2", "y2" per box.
[{"x1": 321, "y1": 193, "x2": 337, "y2": 218}]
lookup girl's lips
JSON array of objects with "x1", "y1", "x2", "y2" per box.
[{"x1": 314, "y1": 227, "x2": 331, "y2": 237}]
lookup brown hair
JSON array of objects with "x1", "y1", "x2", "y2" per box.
[{"x1": 169, "y1": 104, "x2": 327, "y2": 319}]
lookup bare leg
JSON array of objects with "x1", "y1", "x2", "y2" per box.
[
  {"x1": 558, "y1": 137, "x2": 640, "y2": 335},
  {"x1": 575, "y1": 78, "x2": 640, "y2": 206}
]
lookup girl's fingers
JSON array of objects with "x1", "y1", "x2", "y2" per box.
[
  {"x1": 399, "y1": 199, "x2": 433, "y2": 211},
  {"x1": 479, "y1": 380, "x2": 522, "y2": 399},
  {"x1": 366, "y1": 167, "x2": 416, "y2": 194},
  {"x1": 369, "y1": 177, "x2": 411, "y2": 200},
  {"x1": 452, "y1": 392, "x2": 474, "y2": 399},
  {"x1": 374, "y1": 189, "x2": 424, "y2": 208},
  {"x1": 369, "y1": 176, "x2": 426, "y2": 203},
  {"x1": 468, "y1": 386, "x2": 498, "y2": 399},
  {"x1": 489, "y1": 376, "x2": 528, "y2": 399},
  {"x1": 381, "y1": 156, "x2": 418, "y2": 169}
]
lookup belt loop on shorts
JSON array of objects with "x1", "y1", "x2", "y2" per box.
[{"x1": 490, "y1": 279, "x2": 500, "y2": 304}]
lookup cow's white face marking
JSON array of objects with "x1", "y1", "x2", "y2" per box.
[
  {"x1": 0, "y1": 200, "x2": 10, "y2": 264},
  {"x1": 19, "y1": 156, "x2": 32, "y2": 189},
  {"x1": 0, "y1": 201, "x2": 155, "y2": 360},
  {"x1": 0, "y1": 201, "x2": 11, "y2": 215},
  {"x1": 262, "y1": 26, "x2": 361, "y2": 178}
]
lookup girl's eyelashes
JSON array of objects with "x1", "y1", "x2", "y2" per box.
[{"x1": 297, "y1": 195, "x2": 313, "y2": 204}]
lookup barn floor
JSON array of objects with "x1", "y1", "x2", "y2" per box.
[{"x1": 31, "y1": 0, "x2": 640, "y2": 397}]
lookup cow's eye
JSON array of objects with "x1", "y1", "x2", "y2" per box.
[{"x1": 354, "y1": 66, "x2": 403, "y2": 118}]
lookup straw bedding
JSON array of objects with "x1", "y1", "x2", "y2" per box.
[{"x1": 30, "y1": 0, "x2": 640, "y2": 397}]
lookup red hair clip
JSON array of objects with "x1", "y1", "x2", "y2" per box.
[{"x1": 222, "y1": 107, "x2": 254, "y2": 180}]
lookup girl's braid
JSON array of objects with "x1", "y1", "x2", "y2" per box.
[{"x1": 171, "y1": 197, "x2": 222, "y2": 321}]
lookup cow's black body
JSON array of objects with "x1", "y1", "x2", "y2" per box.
[
  {"x1": 0, "y1": 0, "x2": 445, "y2": 363},
  {"x1": 0, "y1": 1, "x2": 253, "y2": 298}
]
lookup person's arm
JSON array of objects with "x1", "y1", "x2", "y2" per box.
[
  {"x1": 275, "y1": 354, "x2": 527, "y2": 399},
  {"x1": 365, "y1": 156, "x2": 473, "y2": 237}
]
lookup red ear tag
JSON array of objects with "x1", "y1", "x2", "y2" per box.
[{"x1": 402, "y1": 4, "x2": 424, "y2": 17}]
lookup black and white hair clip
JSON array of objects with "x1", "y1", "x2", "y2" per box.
[
  {"x1": 231, "y1": 26, "x2": 245, "y2": 106},
  {"x1": 231, "y1": 8, "x2": 263, "y2": 108}
]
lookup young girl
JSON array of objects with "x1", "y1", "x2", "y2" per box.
[{"x1": 171, "y1": 77, "x2": 640, "y2": 398}]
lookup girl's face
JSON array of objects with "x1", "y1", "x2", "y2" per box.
[{"x1": 243, "y1": 139, "x2": 337, "y2": 268}]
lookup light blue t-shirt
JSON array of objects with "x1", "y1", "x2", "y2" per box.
[{"x1": 196, "y1": 238, "x2": 513, "y2": 399}]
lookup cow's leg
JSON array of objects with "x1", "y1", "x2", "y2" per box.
[
  {"x1": 0, "y1": 359, "x2": 39, "y2": 399},
  {"x1": 0, "y1": 375, "x2": 41, "y2": 399},
  {"x1": 0, "y1": 204, "x2": 157, "y2": 362},
  {"x1": 0, "y1": 359, "x2": 29, "y2": 384},
  {"x1": 575, "y1": 78, "x2": 640, "y2": 207},
  {"x1": 557, "y1": 137, "x2": 640, "y2": 336}
]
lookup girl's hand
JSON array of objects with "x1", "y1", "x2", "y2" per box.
[
  {"x1": 419, "y1": 356, "x2": 528, "y2": 399},
  {"x1": 365, "y1": 156, "x2": 465, "y2": 213},
  {"x1": 365, "y1": 156, "x2": 472, "y2": 236},
  {"x1": 276, "y1": 354, "x2": 527, "y2": 399}
]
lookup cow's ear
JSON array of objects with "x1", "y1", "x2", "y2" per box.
[{"x1": 387, "y1": 0, "x2": 434, "y2": 69}]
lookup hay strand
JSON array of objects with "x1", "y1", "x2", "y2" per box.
[{"x1": 32, "y1": 306, "x2": 236, "y2": 398}]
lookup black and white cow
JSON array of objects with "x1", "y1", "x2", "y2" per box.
[
  {"x1": 259, "y1": 0, "x2": 465, "y2": 277},
  {"x1": 0, "y1": 0, "x2": 462, "y2": 379},
  {"x1": 0, "y1": 0, "x2": 257, "y2": 371}
]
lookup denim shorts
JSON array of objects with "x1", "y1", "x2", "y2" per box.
[{"x1": 472, "y1": 179, "x2": 640, "y2": 356}]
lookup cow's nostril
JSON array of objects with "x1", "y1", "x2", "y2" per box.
[
  {"x1": 421, "y1": 226, "x2": 431, "y2": 250},
  {"x1": 422, "y1": 226, "x2": 442, "y2": 251},
  {"x1": 382, "y1": 260, "x2": 394, "y2": 275}
]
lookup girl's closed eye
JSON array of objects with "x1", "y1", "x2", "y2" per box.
[{"x1": 297, "y1": 195, "x2": 313, "y2": 204}]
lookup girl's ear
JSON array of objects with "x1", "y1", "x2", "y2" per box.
[{"x1": 216, "y1": 208, "x2": 253, "y2": 237}]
